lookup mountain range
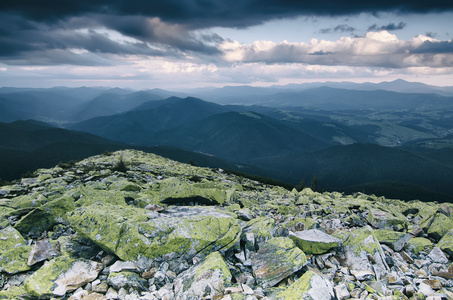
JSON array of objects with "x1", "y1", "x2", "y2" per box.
[{"x1": 1, "y1": 79, "x2": 453, "y2": 201}]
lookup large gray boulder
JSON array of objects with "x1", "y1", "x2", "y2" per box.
[{"x1": 289, "y1": 229, "x2": 341, "y2": 254}]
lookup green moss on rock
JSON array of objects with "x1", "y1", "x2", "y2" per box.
[
  {"x1": 0, "y1": 285, "x2": 28, "y2": 299},
  {"x1": 67, "y1": 202, "x2": 241, "y2": 261},
  {"x1": 146, "y1": 177, "x2": 227, "y2": 205},
  {"x1": 174, "y1": 251, "x2": 232, "y2": 299},
  {"x1": 409, "y1": 237, "x2": 433, "y2": 255},
  {"x1": 437, "y1": 229, "x2": 453, "y2": 258},
  {"x1": 243, "y1": 217, "x2": 276, "y2": 244},
  {"x1": 69, "y1": 187, "x2": 128, "y2": 207},
  {"x1": 195, "y1": 251, "x2": 232, "y2": 286},
  {"x1": 24, "y1": 256, "x2": 102, "y2": 297},
  {"x1": 252, "y1": 237, "x2": 307, "y2": 288},
  {"x1": 427, "y1": 213, "x2": 453, "y2": 241},
  {"x1": 368, "y1": 209, "x2": 407, "y2": 230},
  {"x1": 14, "y1": 196, "x2": 75, "y2": 237},
  {"x1": 373, "y1": 229, "x2": 411, "y2": 252},
  {"x1": 0, "y1": 226, "x2": 31, "y2": 274},
  {"x1": 275, "y1": 270, "x2": 335, "y2": 300},
  {"x1": 0, "y1": 207, "x2": 16, "y2": 229}
]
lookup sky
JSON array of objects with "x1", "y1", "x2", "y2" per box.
[{"x1": 1, "y1": 0, "x2": 453, "y2": 89}]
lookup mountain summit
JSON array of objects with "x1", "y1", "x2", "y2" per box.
[{"x1": 1, "y1": 150, "x2": 453, "y2": 299}]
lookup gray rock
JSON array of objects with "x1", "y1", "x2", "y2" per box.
[
  {"x1": 27, "y1": 238, "x2": 59, "y2": 266},
  {"x1": 109, "y1": 261, "x2": 138, "y2": 273},
  {"x1": 334, "y1": 283, "x2": 351, "y2": 300},
  {"x1": 289, "y1": 229, "x2": 341, "y2": 254},
  {"x1": 106, "y1": 287, "x2": 119, "y2": 299},
  {"x1": 107, "y1": 271, "x2": 148, "y2": 291},
  {"x1": 428, "y1": 247, "x2": 449, "y2": 264},
  {"x1": 418, "y1": 282, "x2": 436, "y2": 297}
]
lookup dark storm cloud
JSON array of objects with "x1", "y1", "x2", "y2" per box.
[
  {"x1": 368, "y1": 22, "x2": 407, "y2": 31},
  {"x1": 0, "y1": 14, "x2": 180, "y2": 65},
  {"x1": 2, "y1": 0, "x2": 453, "y2": 28},
  {"x1": 1, "y1": 0, "x2": 452, "y2": 66},
  {"x1": 100, "y1": 15, "x2": 221, "y2": 54}
]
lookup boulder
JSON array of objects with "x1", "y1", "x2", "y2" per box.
[
  {"x1": 242, "y1": 217, "x2": 277, "y2": 244},
  {"x1": 427, "y1": 213, "x2": 453, "y2": 241},
  {"x1": 252, "y1": 237, "x2": 307, "y2": 288},
  {"x1": 428, "y1": 247, "x2": 449, "y2": 264},
  {"x1": 67, "y1": 202, "x2": 241, "y2": 261},
  {"x1": 368, "y1": 209, "x2": 406, "y2": 230},
  {"x1": 437, "y1": 229, "x2": 453, "y2": 258},
  {"x1": 275, "y1": 270, "x2": 335, "y2": 300},
  {"x1": 24, "y1": 256, "x2": 103, "y2": 297},
  {"x1": 373, "y1": 229, "x2": 411, "y2": 251},
  {"x1": 336, "y1": 227, "x2": 388, "y2": 280},
  {"x1": 408, "y1": 237, "x2": 433, "y2": 255},
  {"x1": 289, "y1": 229, "x2": 341, "y2": 254},
  {"x1": 0, "y1": 226, "x2": 31, "y2": 274},
  {"x1": 174, "y1": 251, "x2": 232, "y2": 299}
]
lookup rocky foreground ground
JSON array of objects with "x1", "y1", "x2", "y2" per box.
[{"x1": 1, "y1": 150, "x2": 453, "y2": 300}]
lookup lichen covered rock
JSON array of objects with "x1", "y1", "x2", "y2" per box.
[
  {"x1": 13, "y1": 196, "x2": 75, "y2": 237},
  {"x1": 275, "y1": 270, "x2": 335, "y2": 300},
  {"x1": 0, "y1": 226, "x2": 31, "y2": 274},
  {"x1": 408, "y1": 237, "x2": 433, "y2": 255},
  {"x1": 24, "y1": 256, "x2": 102, "y2": 297},
  {"x1": 336, "y1": 226, "x2": 388, "y2": 280},
  {"x1": 242, "y1": 217, "x2": 277, "y2": 244},
  {"x1": 67, "y1": 202, "x2": 241, "y2": 261},
  {"x1": 252, "y1": 237, "x2": 307, "y2": 288},
  {"x1": 437, "y1": 229, "x2": 453, "y2": 258},
  {"x1": 427, "y1": 213, "x2": 453, "y2": 241},
  {"x1": 174, "y1": 251, "x2": 232, "y2": 299},
  {"x1": 368, "y1": 208, "x2": 406, "y2": 230},
  {"x1": 373, "y1": 229, "x2": 411, "y2": 251},
  {"x1": 3, "y1": 149, "x2": 453, "y2": 300}
]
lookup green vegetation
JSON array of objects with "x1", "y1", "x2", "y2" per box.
[{"x1": 112, "y1": 156, "x2": 128, "y2": 172}]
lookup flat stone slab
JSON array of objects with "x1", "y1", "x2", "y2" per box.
[{"x1": 290, "y1": 229, "x2": 341, "y2": 254}]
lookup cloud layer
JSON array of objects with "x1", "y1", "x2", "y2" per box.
[
  {"x1": 220, "y1": 31, "x2": 453, "y2": 69},
  {"x1": 1, "y1": 0, "x2": 452, "y2": 87}
]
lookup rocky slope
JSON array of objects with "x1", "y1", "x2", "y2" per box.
[{"x1": 1, "y1": 150, "x2": 453, "y2": 300}]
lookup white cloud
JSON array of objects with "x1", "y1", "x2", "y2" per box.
[{"x1": 219, "y1": 31, "x2": 453, "y2": 69}]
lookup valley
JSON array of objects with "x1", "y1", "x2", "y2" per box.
[{"x1": 1, "y1": 80, "x2": 453, "y2": 202}]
